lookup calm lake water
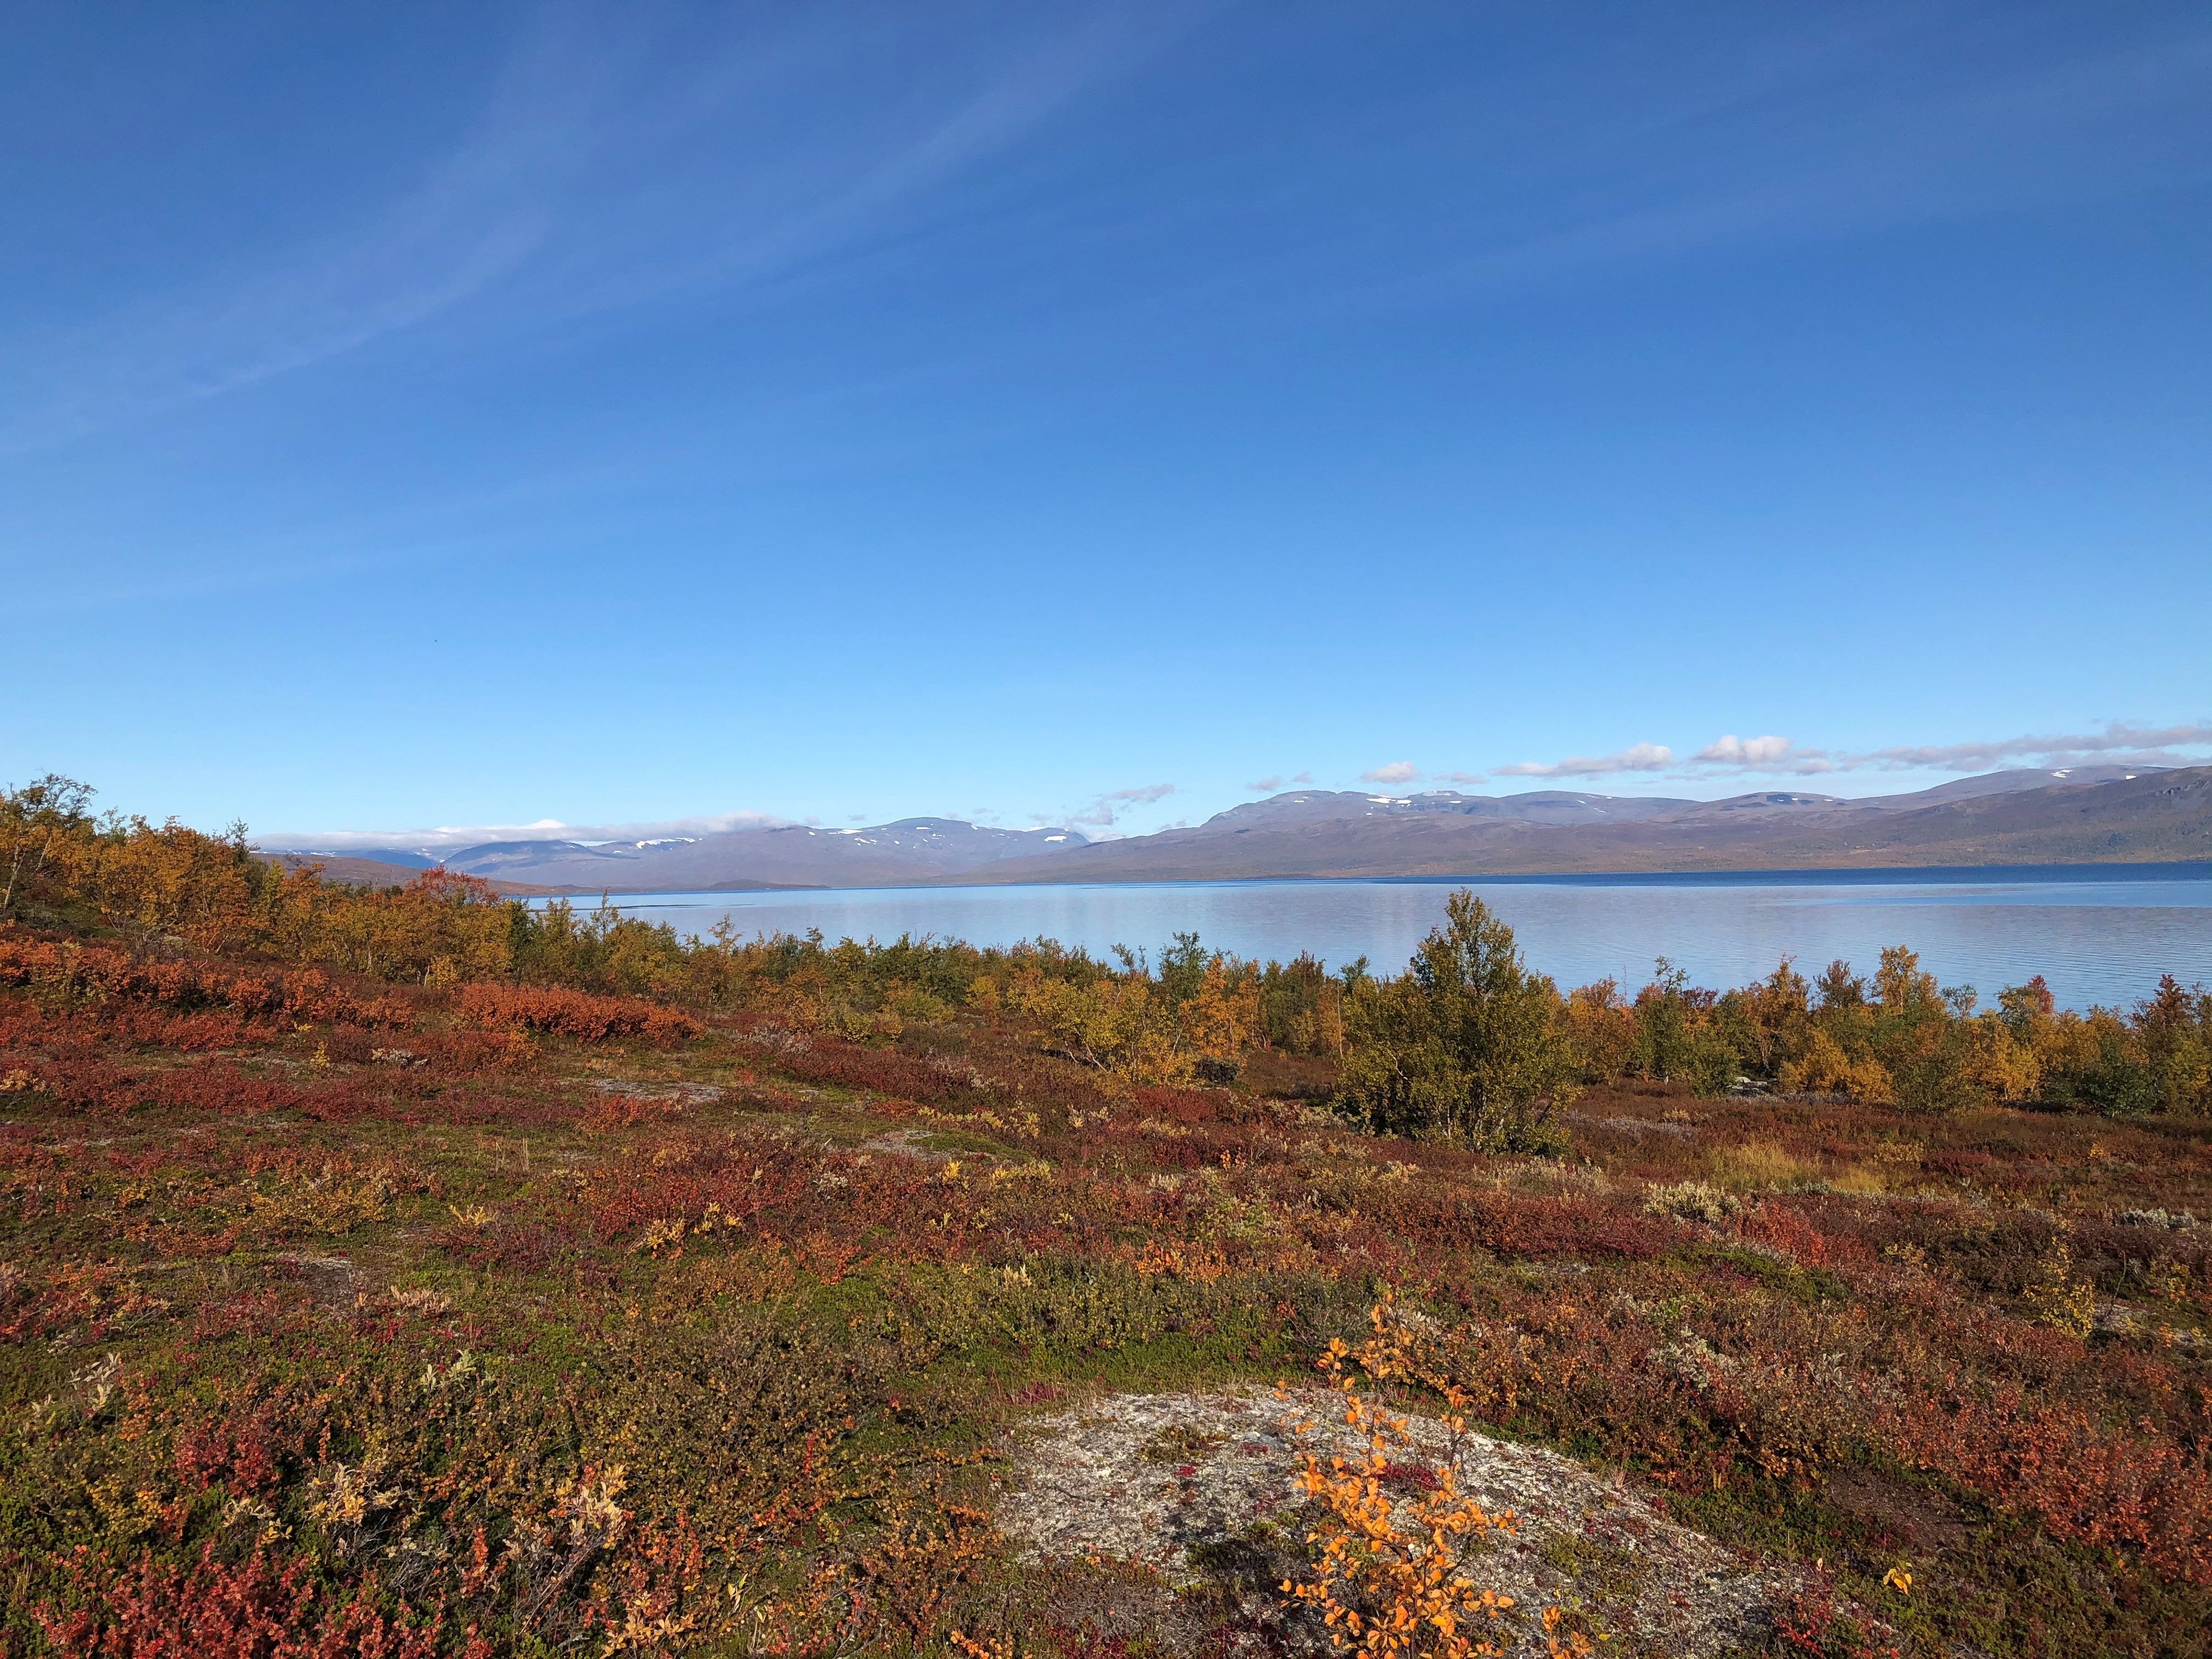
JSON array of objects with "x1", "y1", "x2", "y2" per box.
[{"x1": 545, "y1": 867, "x2": 2212, "y2": 1012}]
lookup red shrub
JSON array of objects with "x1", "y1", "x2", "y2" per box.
[
  {"x1": 435, "y1": 1217, "x2": 573, "y2": 1273},
  {"x1": 190, "y1": 1289, "x2": 295, "y2": 1341},
  {"x1": 1125, "y1": 1086, "x2": 1228, "y2": 1124},
  {"x1": 157, "y1": 1063, "x2": 307, "y2": 1117},
  {"x1": 8, "y1": 1051, "x2": 146, "y2": 1114},
  {"x1": 1923, "y1": 1148, "x2": 1996, "y2": 1180},
  {"x1": 452, "y1": 984, "x2": 696, "y2": 1044},
  {"x1": 1741, "y1": 1200, "x2": 1871, "y2": 1268},
  {"x1": 0, "y1": 996, "x2": 60, "y2": 1047},
  {"x1": 1868, "y1": 1381, "x2": 2212, "y2": 1587},
  {"x1": 392, "y1": 1028, "x2": 531, "y2": 1075},
  {"x1": 1460, "y1": 1193, "x2": 1673, "y2": 1261},
  {"x1": 106, "y1": 1006, "x2": 273, "y2": 1051},
  {"x1": 26, "y1": 1056, "x2": 351, "y2": 1121},
  {"x1": 768, "y1": 1035, "x2": 960, "y2": 1101},
  {"x1": 0, "y1": 936, "x2": 412, "y2": 1030},
  {"x1": 36, "y1": 1543, "x2": 461, "y2": 1659},
  {"x1": 1769, "y1": 1576, "x2": 1900, "y2": 1658}
]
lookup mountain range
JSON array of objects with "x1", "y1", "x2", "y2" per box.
[
  {"x1": 262, "y1": 766, "x2": 2212, "y2": 893},
  {"x1": 265, "y1": 819, "x2": 1089, "y2": 893}
]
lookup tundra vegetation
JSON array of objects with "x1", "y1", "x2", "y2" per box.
[{"x1": 1, "y1": 777, "x2": 2209, "y2": 1657}]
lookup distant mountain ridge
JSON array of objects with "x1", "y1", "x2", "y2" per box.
[
  {"x1": 257, "y1": 853, "x2": 558, "y2": 896},
  {"x1": 268, "y1": 817, "x2": 1090, "y2": 893},
  {"x1": 261, "y1": 766, "x2": 2209, "y2": 892},
  {"x1": 956, "y1": 766, "x2": 2209, "y2": 883}
]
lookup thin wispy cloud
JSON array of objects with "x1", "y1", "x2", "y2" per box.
[
  {"x1": 1690, "y1": 735, "x2": 1837, "y2": 776},
  {"x1": 1492, "y1": 722, "x2": 2211, "y2": 786},
  {"x1": 37, "y1": 5, "x2": 2193, "y2": 457},
  {"x1": 1696, "y1": 734, "x2": 1792, "y2": 766},
  {"x1": 256, "y1": 809, "x2": 787, "y2": 854},
  {"x1": 1395, "y1": 16, "x2": 2212, "y2": 309},
  {"x1": 1848, "y1": 723, "x2": 2212, "y2": 772},
  {"x1": 1, "y1": 7, "x2": 1169, "y2": 452},
  {"x1": 1694, "y1": 722, "x2": 2212, "y2": 776},
  {"x1": 1494, "y1": 743, "x2": 1674, "y2": 780},
  {"x1": 1067, "y1": 781, "x2": 1176, "y2": 830},
  {"x1": 1361, "y1": 761, "x2": 1420, "y2": 785}
]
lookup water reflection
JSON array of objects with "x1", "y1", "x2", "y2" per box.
[{"x1": 539, "y1": 870, "x2": 2212, "y2": 1012}]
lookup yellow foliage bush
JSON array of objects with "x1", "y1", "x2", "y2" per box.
[
  {"x1": 1008, "y1": 966, "x2": 1195, "y2": 1084},
  {"x1": 1282, "y1": 1354, "x2": 1519, "y2": 1655},
  {"x1": 1957, "y1": 1013, "x2": 2040, "y2": 1102},
  {"x1": 1712, "y1": 1139, "x2": 1816, "y2": 1190},
  {"x1": 2024, "y1": 1238, "x2": 2096, "y2": 1339},
  {"x1": 1183, "y1": 958, "x2": 1263, "y2": 1061},
  {"x1": 1776, "y1": 1028, "x2": 1893, "y2": 1102},
  {"x1": 1279, "y1": 1309, "x2": 1594, "y2": 1657},
  {"x1": 1559, "y1": 979, "x2": 1635, "y2": 1085}
]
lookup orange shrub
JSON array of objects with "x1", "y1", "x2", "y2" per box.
[
  {"x1": 36, "y1": 1542, "x2": 464, "y2": 1659},
  {"x1": 0, "y1": 932, "x2": 413, "y2": 1029},
  {"x1": 452, "y1": 983, "x2": 697, "y2": 1044}
]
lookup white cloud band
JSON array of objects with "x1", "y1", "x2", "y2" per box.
[
  {"x1": 1487, "y1": 721, "x2": 2210, "y2": 785},
  {"x1": 1493, "y1": 742, "x2": 1674, "y2": 780},
  {"x1": 1361, "y1": 761, "x2": 1421, "y2": 784},
  {"x1": 257, "y1": 810, "x2": 787, "y2": 853}
]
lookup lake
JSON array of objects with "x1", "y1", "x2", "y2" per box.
[{"x1": 540, "y1": 866, "x2": 2212, "y2": 1012}]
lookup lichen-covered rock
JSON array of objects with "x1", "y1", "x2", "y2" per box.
[{"x1": 998, "y1": 1388, "x2": 1796, "y2": 1657}]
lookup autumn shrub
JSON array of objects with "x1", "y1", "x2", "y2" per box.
[
  {"x1": 434, "y1": 1216, "x2": 572, "y2": 1274},
  {"x1": 1456, "y1": 1192, "x2": 1675, "y2": 1260},
  {"x1": 0, "y1": 934, "x2": 411, "y2": 1029},
  {"x1": 1859, "y1": 1365, "x2": 2212, "y2": 1587},
  {"x1": 1628, "y1": 960, "x2": 1741, "y2": 1096},
  {"x1": 1341, "y1": 894, "x2": 1576, "y2": 1151},
  {"x1": 760, "y1": 1032, "x2": 963, "y2": 1102},
  {"x1": 1778, "y1": 1029, "x2": 1894, "y2": 1102},
  {"x1": 1559, "y1": 978, "x2": 1634, "y2": 1085},
  {"x1": 2134, "y1": 973, "x2": 2212, "y2": 1114},
  {"x1": 33, "y1": 1543, "x2": 462, "y2": 1659},
  {"x1": 1643, "y1": 1180, "x2": 1743, "y2": 1223},
  {"x1": 2020, "y1": 1235, "x2": 2097, "y2": 1336},
  {"x1": 1007, "y1": 966, "x2": 1192, "y2": 1084},
  {"x1": 1768, "y1": 1576, "x2": 1901, "y2": 1659},
  {"x1": 1725, "y1": 959, "x2": 1815, "y2": 1076},
  {"x1": 1279, "y1": 1355, "x2": 1523, "y2": 1656},
  {"x1": 450, "y1": 983, "x2": 696, "y2": 1044},
  {"x1": 2041, "y1": 1012, "x2": 2158, "y2": 1117},
  {"x1": 1259, "y1": 951, "x2": 1349, "y2": 1056}
]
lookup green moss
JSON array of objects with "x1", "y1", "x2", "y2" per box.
[{"x1": 1662, "y1": 1243, "x2": 1848, "y2": 1305}]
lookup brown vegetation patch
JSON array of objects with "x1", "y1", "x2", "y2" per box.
[{"x1": 1818, "y1": 1464, "x2": 1972, "y2": 1556}]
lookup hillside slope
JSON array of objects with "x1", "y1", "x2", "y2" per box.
[
  {"x1": 439, "y1": 818, "x2": 1086, "y2": 892},
  {"x1": 257, "y1": 852, "x2": 561, "y2": 896},
  {"x1": 258, "y1": 768, "x2": 2204, "y2": 891},
  {"x1": 955, "y1": 768, "x2": 2212, "y2": 882}
]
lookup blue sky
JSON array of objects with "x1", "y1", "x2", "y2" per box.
[{"x1": 6, "y1": 1, "x2": 2209, "y2": 843}]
